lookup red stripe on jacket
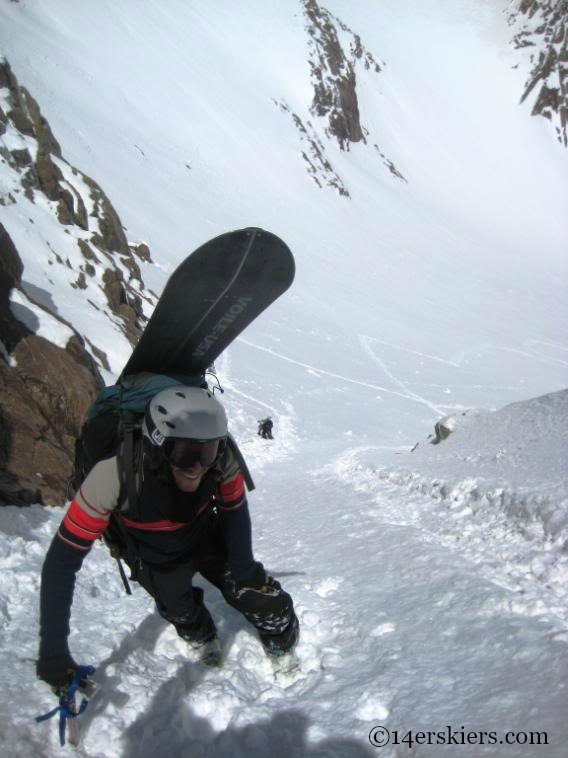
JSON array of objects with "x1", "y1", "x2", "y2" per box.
[
  {"x1": 56, "y1": 530, "x2": 92, "y2": 551},
  {"x1": 120, "y1": 502, "x2": 210, "y2": 532},
  {"x1": 63, "y1": 500, "x2": 109, "y2": 542},
  {"x1": 219, "y1": 472, "x2": 245, "y2": 507}
]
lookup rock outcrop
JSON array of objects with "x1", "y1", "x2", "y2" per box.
[
  {"x1": 0, "y1": 58, "x2": 158, "y2": 504},
  {"x1": 0, "y1": 58, "x2": 156, "y2": 364},
  {"x1": 509, "y1": 0, "x2": 568, "y2": 147},
  {"x1": 0, "y1": 224, "x2": 103, "y2": 505},
  {"x1": 303, "y1": 0, "x2": 366, "y2": 150},
  {"x1": 278, "y1": 1, "x2": 406, "y2": 196}
]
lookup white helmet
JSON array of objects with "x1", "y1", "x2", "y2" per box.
[{"x1": 143, "y1": 386, "x2": 228, "y2": 469}]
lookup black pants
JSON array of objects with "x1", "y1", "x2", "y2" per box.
[{"x1": 132, "y1": 525, "x2": 298, "y2": 654}]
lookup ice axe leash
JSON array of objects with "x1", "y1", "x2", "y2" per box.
[{"x1": 35, "y1": 665, "x2": 96, "y2": 746}]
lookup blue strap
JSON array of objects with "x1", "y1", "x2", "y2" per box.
[{"x1": 35, "y1": 665, "x2": 96, "y2": 746}]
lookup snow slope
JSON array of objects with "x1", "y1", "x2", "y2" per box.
[
  {"x1": 2, "y1": 384, "x2": 567, "y2": 757},
  {"x1": 0, "y1": 0, "x2": 567, "y2": 755}
]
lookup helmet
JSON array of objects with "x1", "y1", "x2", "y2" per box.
[{"x1": 143, "y1": 386, "x2": 228, "y2": 469}]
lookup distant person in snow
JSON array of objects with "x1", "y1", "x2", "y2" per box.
[
  {"x1": 36, "y1": 386, "x2": 298, "y2": 693},
  {"x1": 258, "y1": 417, "x2": 274, "y2": 440}
]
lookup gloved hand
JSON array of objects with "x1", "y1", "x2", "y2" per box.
[
  {"x1": 225, "y1": 562, "x2": 281, "y2": 596},
  {"x1": 36, "y1": 654, "x2": 79, "y2": 694}
]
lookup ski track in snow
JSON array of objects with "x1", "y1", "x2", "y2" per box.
[
  {"x1": 238, "y1": 337, "x2": 437, "y2": 408},
  {"x1": 359, "y1": 334, "x2": 461, "y2": 368},
  {"x1": 359, "y1": 335, "x2": 446, "y2": 415},
  {"x1": 450, "y1": 342, "x2": 568, "y2": 370}
]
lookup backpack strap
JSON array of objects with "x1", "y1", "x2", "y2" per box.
[
  {"x1": 227, "y1": 433, "x2": 255, "y2": 492},
  {"x1": 111, "y1": 414, "x2": 144, "y2": 594},
  {"x1": 103, "y1": 507, "x2": 150, "y2": 595},
  {"x1": 102, "y1": 515, "x2": 134, "y2": 596},
  {"x1": 116, "y1": 411, "x2": 144, "y2": 517}
]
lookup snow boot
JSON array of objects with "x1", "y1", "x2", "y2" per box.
[{"x1": 260, "y1": 611, "x2": 299, "y2": 659}]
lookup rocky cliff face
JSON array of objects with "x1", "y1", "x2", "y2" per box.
[
  {"x1": 509, "y1": 0, "x2": 568, "y2": 147},
  {"x1": 0, "y1": 59, "x2": 156, "y2": 366},
  {"x1": 304, "y1": 0, "x2": 368, "y2": 150},
  {"x1": 275, "y1": 0, "x2": 406, "y2": 197},
  {"x1": 0, "y1": 223, "x2": 102, "y2": 504},
  {"x1": 0, "y1": 59, "x2": 157, "y2": 504}
]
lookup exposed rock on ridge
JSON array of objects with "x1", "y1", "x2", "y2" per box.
[
  {"x1": 509, "y1": 0, "x2": 568, "y2": 147},
  {"x1": 304, "y1": 0, "x2": 366, "y2": 150},
  {"x1": 0, "y1": 58, "x2": 156, "y2": 364},
  {"x1": 275, "y1": 100, "x2": 350, "y2": 197},
  {"x1": 278, "y1": 1, "x2": 406, "y2": 196}
]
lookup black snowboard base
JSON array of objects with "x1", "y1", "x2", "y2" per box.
[{"x1": 120, "y1": 227, "x2": 295, "y2": 380}]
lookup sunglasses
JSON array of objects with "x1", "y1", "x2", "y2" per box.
[{"x1": 164, "y1": 439, "x2": 222, "y2": 470}]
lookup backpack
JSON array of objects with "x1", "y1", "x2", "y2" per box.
[
  {"x1": 69, "y1": 370, "x2": 255, "y2": 594},
  {"x1": 69, "y1": 372, "x2": 198, "y2": 508},
  {"x1": 70, "y1": 370, "x2": 255, "y2": 512}
]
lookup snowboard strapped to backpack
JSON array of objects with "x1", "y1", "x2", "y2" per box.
[{"x1": 65, "y1": 228, "x2": 294, "y2": 594}]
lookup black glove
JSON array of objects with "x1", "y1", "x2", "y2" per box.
[
  {"x1": 241, "y1": 561, "x2": 268, "y2": 589},
  {"x1": 36, "y1": 654, "x2": 79, "y2": 694},
  {"x1": 225, "y1": 562, "x2": 281, "y2": 595}
]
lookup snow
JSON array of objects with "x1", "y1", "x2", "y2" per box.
[
  {"x1": 0, "y1": 0, "x2": 567, "y2": 756},
  {"x1": 3, "y1": 387, "x2": 568, "y2": 756},
  {"x1": 10, "y1": 288, "x2": 74, "y2": 348}
]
